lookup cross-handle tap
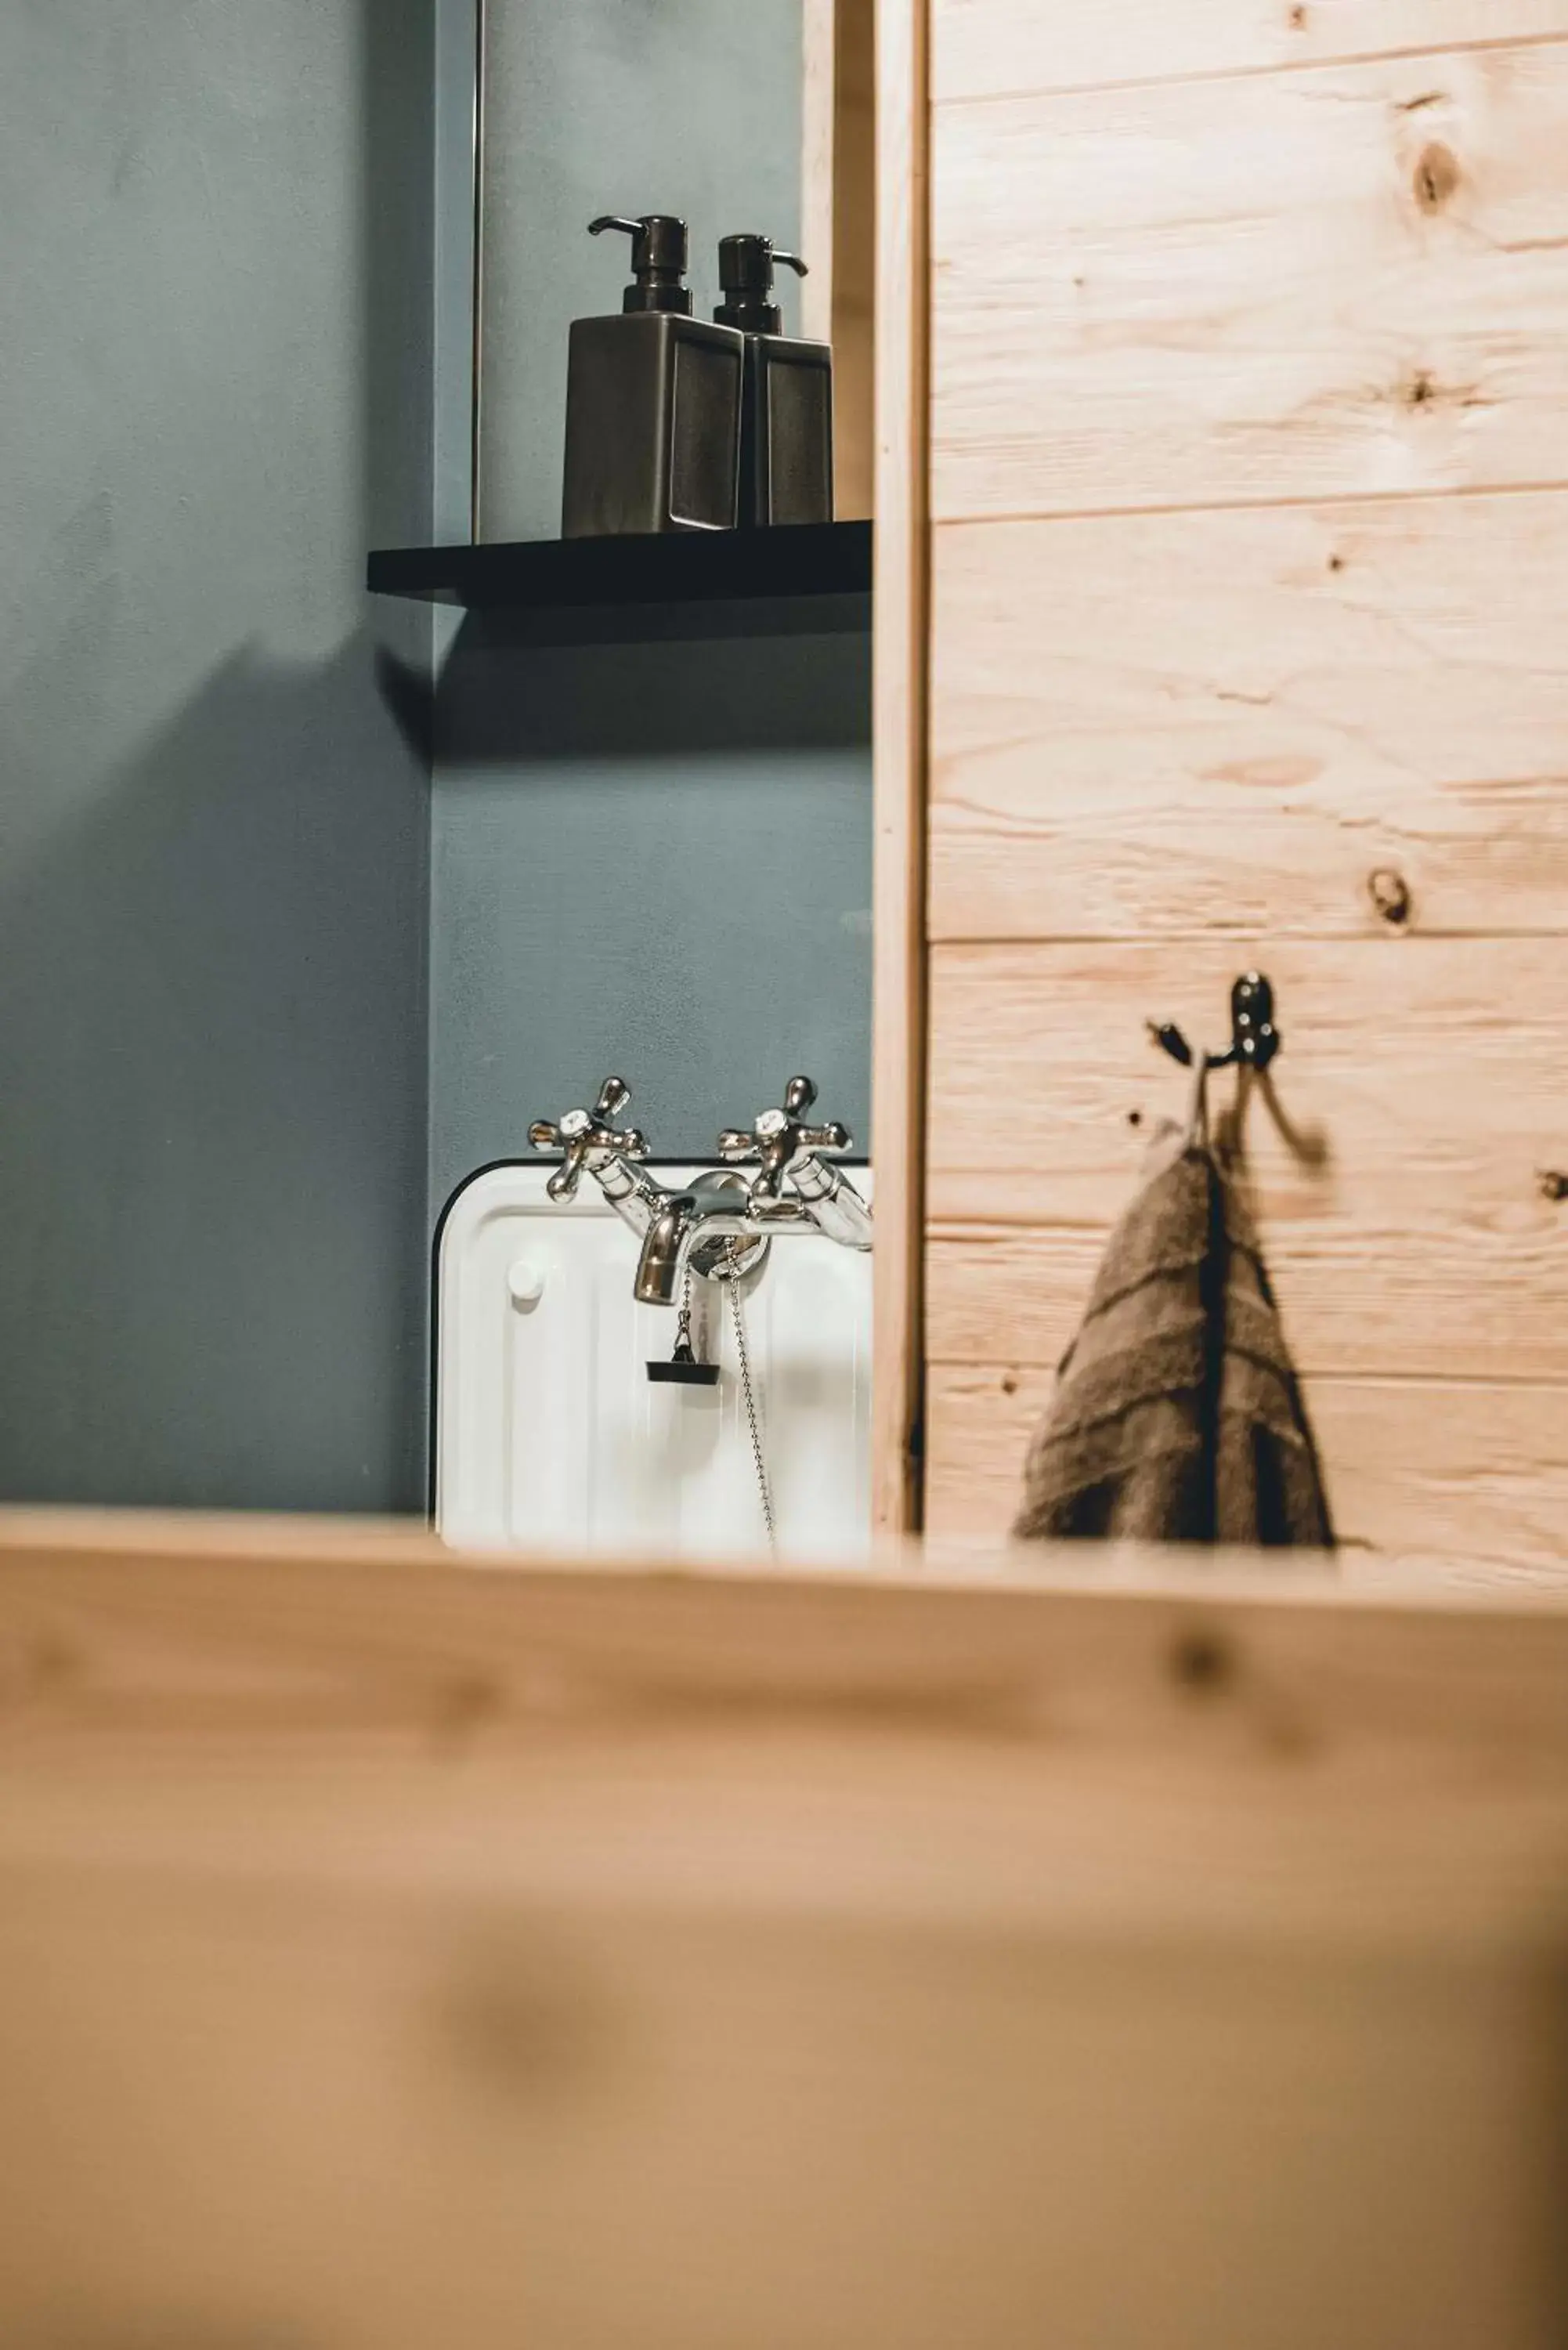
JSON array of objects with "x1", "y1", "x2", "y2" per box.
[
  {"x1": 718, "y1": 1076, "x2": 872, "y2": 1252},
  {"x1": 718, "y1": 1075, "x2": 851, "y2": 1201},
  {"x1": 529, "y1": 1076, "x2": 648, "y2": 1202}
]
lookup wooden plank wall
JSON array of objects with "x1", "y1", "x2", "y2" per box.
[{"x1": 924, "y1": 5, "x2": 1568, "y2": 1556}]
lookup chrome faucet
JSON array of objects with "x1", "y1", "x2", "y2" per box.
[
  {"x1": 718, "y1": 1074, "x2": 873, "y2": 1253},
  {"x1": 528, "y1": 1072, "x2": 872, "y2": 1307},
  {"x1": 633, "y1": 1172, "x2": 805, "y2": 1307},
  {"x1": 528, "y1": 1076, "x2": 650, "y2": 1206}
]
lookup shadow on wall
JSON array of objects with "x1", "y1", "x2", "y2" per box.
[
  {"x1": 0, "y1": 0, "x2": 435, "y2": 1509},
  {"x1": 0, "y1": 636, "x2": 428, "y2": 1510},
  {"x1": 429, "y1": 608, "x2": 873, "y2": 1213}
]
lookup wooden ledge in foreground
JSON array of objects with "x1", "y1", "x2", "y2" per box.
[
  {"x1": 3, "y1": 1508, "x2": 1568, "y2": 2348},
  {"x1": 2, "y1": 1504, "x2": 1567, "y2": 1944}
]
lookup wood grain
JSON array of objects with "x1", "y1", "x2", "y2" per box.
[
  {"x1": 7, "y1": 1520, "x2": 1568, "y2": 2345},
  {"x1": 933, "y1": 43, "x2": 1568, "y2": 522},
  {"x1": 927, "y1": 1363, "x2": 1568, "y2": 1567},
  {"x1": 930, "y1": 494, "x2": 1568, "y2": 942},
  {"x1": 832, "y1": 0, "x2": 876, "y2": 519},
  {"x1": 801, "y1": 0, "x2": 876, "y2": 519},
  {"x1": 10, "y1": 1517, "x2": 1568, "y2": 1904},
  {"x1": 871, "y1": 0, "x2": 928, "y2": 1534},
  {"x1": 929, "y1": 1216, "x2": 1568, "y2": 1390},
  {"x1": 801, "y1": 0, "x2": 838, "y2": 344},
  {"x1": 934, "y1": 0, "x2": 1568, "y2": 105},
  {"x1": 8, "y1": 1873, "x2": 1568, "y2": 2350},
  {"x1": 927, "y1": 938, "x2": 1568, "y2": 1381}
]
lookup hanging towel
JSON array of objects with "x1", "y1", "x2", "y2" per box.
[{"x1": 1013, "y1": 1103, "x2": 1333, "y2": 1549}]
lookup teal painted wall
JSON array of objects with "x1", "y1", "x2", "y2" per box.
[
  {"x1": 430, "y1": 0, "x2": 873, "y2": 1220},
  {"x1": 0, "y1": 0, "x2": 863, "y2": 1505},
  {"x1": 0, "y1": 0, "x2": 434, "y2": 1507}
]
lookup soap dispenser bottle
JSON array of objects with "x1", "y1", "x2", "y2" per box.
[
  {"x1": 562, "y1": 214, "x2": 744, "y2": 539},
  {"x1": 715, "y1": 234, "x2": 834, "y2": 528}
]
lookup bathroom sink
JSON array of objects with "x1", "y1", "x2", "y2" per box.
[{"x1": 435, "y1": 1162, "x2": 873, "y2": 1561}]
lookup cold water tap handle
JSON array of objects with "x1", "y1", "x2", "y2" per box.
[
  {"x1": 718, "y1": 1075, "x2": 851, "y2": 1201},
  {"x1": 529, "y1": 1076, "x2": 649, "y2": 1202}
]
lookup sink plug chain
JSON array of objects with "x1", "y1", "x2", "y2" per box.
[{"x1": 725, "y1": 1243, "x2": 776, "y2": 1556}]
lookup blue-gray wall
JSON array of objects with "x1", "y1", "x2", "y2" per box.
[
  {"x1": 430, "y1": 611, "x2": 872, "y2": 1213},
  {"x1": 431, "y1": 0, "x2": 873, "y2": 1219},
  {"x1": 0, "y1": 0, "x2": 866, "y2": 1507},
  {"x1": 0, "y1": 0, "x2": 434, "y2": 1509}
]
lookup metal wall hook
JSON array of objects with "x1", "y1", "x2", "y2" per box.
[{"x1": 1148, "y1": 972, "x2": 1281, "y2": 1074}]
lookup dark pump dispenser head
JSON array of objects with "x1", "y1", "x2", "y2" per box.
[
  {"x1": 588, "y1": 214, "x2": 692, "y2": 315},
  {"x1": 714, "y1": 233, "x2": 807, "y2": 335}
]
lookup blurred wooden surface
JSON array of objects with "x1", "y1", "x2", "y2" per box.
[{"x1": 4, "y1": 1514, "x2": 1568, "y2": 2345}]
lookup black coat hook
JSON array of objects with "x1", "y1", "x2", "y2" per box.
[{"x1": 1149, "y1": 972, "x2": 1281, "y2": 1073}]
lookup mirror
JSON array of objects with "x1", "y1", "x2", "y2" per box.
[
  {"x1": 474, "y1": 0, "x2": 874, "y2": 538},
  {"x1": 0, "y1": 2, "x2": 876, "y2": 1548}
]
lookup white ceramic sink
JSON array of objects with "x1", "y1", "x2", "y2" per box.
[{"x1": 435, "y1": 1162, "x2": 873, "y2": 1562}]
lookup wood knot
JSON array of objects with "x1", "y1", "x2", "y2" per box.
[
  {"x1": 1413, "y1": 142, "x2": 1460, "y2": 215},
  {"x1": 1288, "y1": 2, "x2": 1307, "y2": 26},
  {"x1": 1328, "y1": 552, "x2": 1345, "y2": 572},
  {"x1": 1000, "y1": 1372, "x2": 1018, "y2": 1396},
  {"x1": 434, "y1": 1671, "x2": 504, "y2": 1750},
  {"x1": 0, "y1": 1635, "x2": 78, "y2": 1716},
  {"x1": 435, "y1": 1932, "x2": 612, "y2": 2106},
  {"x1": 1538, "y1": 1170, "x2": 1568, "y2": 1205},
  {"x1": 1367, "y1": 867, "x2": 1412, "y2": 927},
  {"x1": 1171, "y1": 1627, "x2": 1234, "y2": 1695},
  {"x1": 1407, "y1": 370, "x2": 1436, "y2": 407}
]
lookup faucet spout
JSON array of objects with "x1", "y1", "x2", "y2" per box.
[
  {"x1": 531, "y1": 1083, "x2": 863, "y2": 1311},
  {"x1": 635, "y1": 1191, "x2": 703, "y2": 1307},
  {"x1": 633, "y1": 1173, "x2": 805, "y2": 1306}
]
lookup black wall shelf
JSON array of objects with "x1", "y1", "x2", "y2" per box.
[{"x1": 367, "y1": 519, "x2": 871, "y2": 612}]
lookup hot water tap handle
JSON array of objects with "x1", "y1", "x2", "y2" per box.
[
  {"x1": 718, "y1": 1075, "x2": 851, "y2": 1201},
  {"x1": 529, "y1": 1076, "x2": 649, "y2": 1202}
]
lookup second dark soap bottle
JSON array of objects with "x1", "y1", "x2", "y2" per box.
[{"x1": 715, "y1": 234, "x2": 835, "y2": 528}]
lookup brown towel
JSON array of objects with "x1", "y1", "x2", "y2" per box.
[{"x1": 1013, "y1": 1123, "x2": 1332, "y2": 1548}]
